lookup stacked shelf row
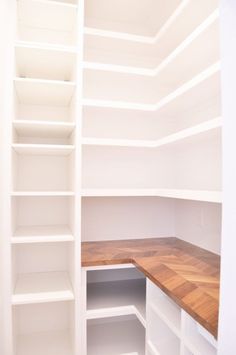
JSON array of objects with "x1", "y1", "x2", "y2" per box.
[
  {"x1": 83, "y1": 1, "x2": 221, "y2": 353},
  {"x1": 12, "y1": 1, "x2": 83, "y2": 355}
]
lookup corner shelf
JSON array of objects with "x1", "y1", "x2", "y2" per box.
[
  {"x1": 81, "y1": 188, "x2": 222, "y2": 203},
  {"x1": 12, "y1": 271, "x2": 74, "y2": 305},
  {"x1": 82, "y1": 117, "x2": 222, "y2": 148},
  {"x1": 11, "y1": 225, "x2": 74, "y2": 244},
  {"x1": 82, "y1": 98, "x2": 155, "y2": 111},
  {"x1": 84, "y1": 26, "x2": 152, "y2": 44},
  {"x1": 82, "y1": 62, "x2": 220, "y2": 113},
  {"x1": 87, "y1": 278, "x2": 146, "y2": 327},
  {"x1": 83, "y1": 61, "x2": 153, "y2": 76},
  {"x1": 83, "y1": 9, "x2": 219, "y2": 79},
  {"x1": 84, "y1": 1, "x2": 219, "y2": 76}
]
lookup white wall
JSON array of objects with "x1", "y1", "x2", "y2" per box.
[
  {"x1": 175, "y1": 200, "x2": 221, "y2": 254},
  {"x1": 0, "y1": 1, "x2": 16, "y2": 354},
  {"x1": 82, "y1": 197, "x2": 175, "y2": 241},
  {"x1": 218, "y1": 1, "x2": 236, "y2": 354},
  {"x1": 82, "y1": 196, "x2": 222, "y2": 256}
]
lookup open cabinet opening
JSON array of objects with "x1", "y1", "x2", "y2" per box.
[
  {"x1": 13, "y1": 301, "x2": 75, "y2": 355},
  {"x1": 12, "y1": 242, "x2": 75, "y2": 304},
  {"x1": 86, "y1": 267, "x2": 146, "y2": 325},
  {"x1": 87, "y1": 315, "x2": 145, "y2": 355}
]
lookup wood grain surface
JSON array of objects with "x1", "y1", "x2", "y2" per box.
[{"x1": 82, "y1": 237, "x2": 220, "y2": 337}]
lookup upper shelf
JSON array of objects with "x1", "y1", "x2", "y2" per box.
[
  {"x1": 14, "y1": 78, "x2": 75, "y2": 106},
  {"x1": 85, "y1": 0, "x2": 181, "y2": 38},
  {"x1": 84, "y1": 10, "x2": 219, "y2": 81},
  {"x1": 84, "y1": 1, "x2": 219, "y2": 68},
  {"x1": 83, "y1": 62, "x2": 220, "y2": 111},
  {"x1": 82, "y1": 117, "x2": 222, "y2": 148},
  {"x1": 15, "y1": 41, "x2": 76, "y2": 81},
  {"x1": 81, "y1": 189, "x2": 222, "y2": 203}
]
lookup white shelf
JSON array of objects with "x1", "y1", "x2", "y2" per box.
[
  {"x1": 83, "y1": 10, "x2": 219, "y2": 78},
  {"x1": 15, "y1": 41, "x2": 76, "y2": 81},
  {"x1": 82, "y1": 118, "x2": 222, "y2": 148},
  {"x1": 18, "y1": 0, "x2": 77, "y2": 33},
  {"x1": 87, "y1": 279, "x2": 146, "y2": 327},
  {"x1": 81, "y1": 189, "x2": 222, "y2": 203},
  {"x1": 15, "y1": 40, "x2": 77, "y2": 53},
  {"x1": 154, "y1": 62, "x2": 220, "y2": 112},
  {"x1": 82, "y1": 62, "x2": 220, "y2": 112},
  {"x1": 82, "y1": 137, "x2": 154, "y2": 148},
  {"x1": 11, "y1": 191, "x2": 74, "y2": 196},
  {"x1": 12, "y1": 143, "x2": 75, "y2": 156},
  {"x1": 83, "y1": 0, "x2": 188, "y2": 45},
  {"x1": 84, "y1": 27, "x2": 152, "y2": 44},
  {"x1": 17, "y1": 330, "x2": 73, "y2": 355},
  {"x1": 12, "y1": 225, "x2": 74, "y2": 244},
  {"x1": 12, "y1": 271, "x2": 74, "y2": 305},
  {"x1": 13, "y1": 120, "x2": 75, "y2": 138},
  {"x1": 84, "y1": 0, "x2": 218, "y2": 44},
  {"x1": 83, "y1": 61, "x2": 153, "y2": 76},
  {"x1": 14, "y1": 78, "x2": 75, "y2": 106},
  {"x1": 82, "y1": 98, "x2": 155, "y2": 111},
  {"x1": 87, "y1": 316, "x2": 145, "y2": 355}
]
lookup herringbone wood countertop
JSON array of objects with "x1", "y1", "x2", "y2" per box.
[{"x1": 82, "y1": 237, "x2": 220, "y2": 337}]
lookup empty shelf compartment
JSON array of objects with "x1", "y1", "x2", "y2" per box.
[{"x1": 87, "y1": 315, "x2": 145, "y2": 355}]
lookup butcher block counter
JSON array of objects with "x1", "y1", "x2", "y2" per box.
[{"x1": 82, "y1": 237, "x2": 220, "y2": 337}]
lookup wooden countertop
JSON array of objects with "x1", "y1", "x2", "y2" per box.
[{"x1": 82, "y1": 237, "x2": 220, "y2": 337}]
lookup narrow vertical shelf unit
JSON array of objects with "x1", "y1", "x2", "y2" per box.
[{"x1": 8, "y1": 0, "x2": 84, "y2": 354}]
